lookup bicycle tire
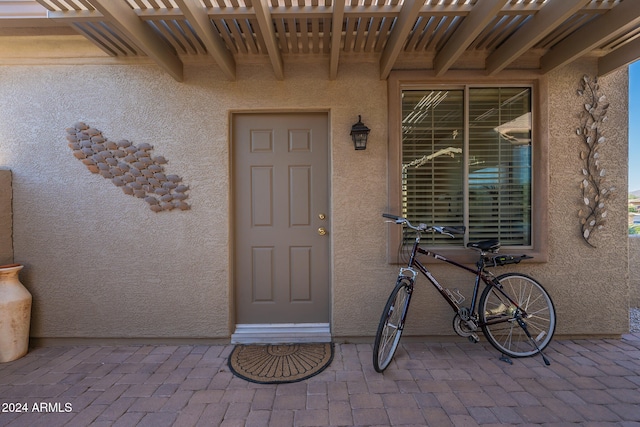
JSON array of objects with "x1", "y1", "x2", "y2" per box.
[
  {"x1": 479, "y1": 273, "x2": 556, "y2": 358},
  {"x1": 373, "y1": 279, "x2": 413, "y2": 372}
]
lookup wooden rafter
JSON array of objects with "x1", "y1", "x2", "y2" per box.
[
  {"x1": 541, "y1": 0, "x2": 640, "y2": 74},
  {"x1": 8, "y1": 0, "x2": 49, "y2": 17},
  {"x1": 175, "y1": 0, "x2": 236, "y2": 80},
  {"x1": 87, "y1": 0, "x2": 183, "y2": 81},
  {"x1": 252, "y1": 0, "x2": 284, "y2": 80},
  {"x1": 486, "y1": 0, "x2": 590, "y2": 76},
  {"x1": 329, "y1": 0, "x2": 344, "y2": 80},
  {"x1": 4, "y1": 0, "x2": 640, "y2": 80},
  {"x1": 379, "y1": 0, "x2": 423, "y2": 80},
  {"x1": 433, "y1": 0, "x2": 507, "y2": 77},
  {"x1": 598, "y1": 36, "x2": 640, "y2": 77}
]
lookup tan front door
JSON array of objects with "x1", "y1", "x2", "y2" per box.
[{"x1": 233, "y1": 113, "x2": 330, "y2": 325}]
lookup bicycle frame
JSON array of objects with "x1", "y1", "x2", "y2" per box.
[
  {"x1": 375, "y1": 214, "x2": 554, "y2": 370},
  {"x1": 402, "y1": 233, "x2": 527, "y2": 326}
]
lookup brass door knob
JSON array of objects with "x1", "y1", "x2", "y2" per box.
[{"x1": 318, "y1": 227, "x2": 327, "y2": 236}]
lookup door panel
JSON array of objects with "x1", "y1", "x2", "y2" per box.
[{"x1": 233, "y1": 113, "x2": 329, "y2": 324}]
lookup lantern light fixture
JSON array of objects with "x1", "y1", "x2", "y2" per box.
[{"x1": 350, "y1": 115, "x2": 370, "y2": 150}]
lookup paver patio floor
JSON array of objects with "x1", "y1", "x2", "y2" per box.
[{"x1": 1, "y1": 335, "x2": 639, "y2": 426}]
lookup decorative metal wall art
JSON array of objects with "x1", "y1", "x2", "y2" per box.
[
  {"x1": 577, "y1": 75, "x2": 614, "y2": 247},
  {"x1": 66, "y1": 122, "x2": 190, "y2": 212}
]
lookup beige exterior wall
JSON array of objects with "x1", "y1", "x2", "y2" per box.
[
  {"x1": 630, "y1": 236, "x2": 640, "y2": 307},
  {"x1": 0, "y1": 43, "x2": 630, "y2": 341},
  {"x1": 0, "y1": 59, "x2": 390, "y2": 341},
  {"x1": 0, "y1": 169, "x2": 13, "y2": 265},
  {"x1": 540, "y1": 60, "x2": 629, "y2": 337}
]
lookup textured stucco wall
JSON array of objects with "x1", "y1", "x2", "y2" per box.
[
  {"x1": 0, "y1": 169, "x2": 12, "y2": 265},
  {"x1": 541, "y1": 60, "x2": 629, "y2": 336},
  {"x1": 630, "y1": 236, "x2": 640, "y2": 307},
  {"x1": 0, "y1": 59, "x2": 389, "y2": 340},
  {"x1": 0, "y1": 50, "x2": 630, "y2": 340},
  {"x1": 354, "y1": 61, "x2": 630, "y2": 340}
]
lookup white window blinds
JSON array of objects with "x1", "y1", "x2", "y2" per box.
[{"x1": 401, "y1": 86, "x2": 532, "y2": 247}]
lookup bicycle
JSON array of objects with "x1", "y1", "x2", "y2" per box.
[{"x1": 373, "y1": 213, "x2": 556, "y2": 372}]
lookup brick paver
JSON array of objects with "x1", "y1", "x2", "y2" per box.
[{"x1": 1, "y1": 334, "x2": 639, "y2": 426}]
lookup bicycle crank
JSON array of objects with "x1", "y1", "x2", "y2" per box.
[{"x1": 453, "y1": 313, "x2": 479, "y2": 343}]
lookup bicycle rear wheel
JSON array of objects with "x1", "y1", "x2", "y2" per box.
[
  {"x1": 373, "y1": 279, "x2": 413, "y2": 372},
  {"x1": 479, "y1": 273, "x2": 555, "y2": 358}
]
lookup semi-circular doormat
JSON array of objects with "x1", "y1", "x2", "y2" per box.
[{"x1": 228, "y1": 343, "x2": 334, "y2": 384}]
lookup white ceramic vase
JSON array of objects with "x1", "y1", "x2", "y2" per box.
[{"x1": 0, "y1": 264, "x2": 31, "y2": 363}]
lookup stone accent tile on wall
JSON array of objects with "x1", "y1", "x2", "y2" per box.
[{"x1": 66, "y1": 122, "x2": 190, "y2": 212}]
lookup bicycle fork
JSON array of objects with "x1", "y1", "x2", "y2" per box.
[{"x1": 392, "y1": 270, "x2": 416, "y2": 332}]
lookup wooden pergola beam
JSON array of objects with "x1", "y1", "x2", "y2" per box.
[
  {"x1": 433, "y1": 0, "x2": 507, "y2": 77},
  {"x1": 87, "y1": 0, "x2": 183, "y2": 81},
  {"x1": 8, "y1": 0, "x2": 640, "y2": 80},
  {"x1": 379, "y1": 0, "x2": 423, "y2": 80},
  {"x1": 252, "y1": 0, "x2": 284, "y2": 80},
  {"x1": 329, "y1": 0, "x2": 345, "y2": 80},
  {"x1": 540, "y1": 0, "x2": 640, "y2": 74},
  {"x1": 486, "y1": 0, "x2": 590, "y2": 76},
  {"x1": 598, "y1": 37, "x2": 640, "y2": 77},
  {"x1": 8, "y1": 0, "x2": 49, "y2": 17},
  {"x1": 175, "y1": 0, "x2": 235, "y2": 81}
]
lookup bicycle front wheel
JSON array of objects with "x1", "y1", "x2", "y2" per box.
[
  {"x1": 373, "y1": 279, "x2": 413, "y2": 372},
  {"x1": 479, "y1": 273, "x2": 556, "y2": 358}
]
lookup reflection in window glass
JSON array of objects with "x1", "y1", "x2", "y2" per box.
[{"x1": 401, "y1": 87, "x2": 532, "y2": 247}]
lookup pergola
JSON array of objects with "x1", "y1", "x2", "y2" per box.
[{"x1": 1, "y1": 0, "x2": 639, "y2": 82}]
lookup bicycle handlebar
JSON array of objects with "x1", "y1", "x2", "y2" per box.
[{"x1": 382, "y1": 213, "x2": 465, "y2": 237}]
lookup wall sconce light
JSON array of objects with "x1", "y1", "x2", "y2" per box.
[{"x1": 350, "y1": 115, "x2": 370, "y2": 150}]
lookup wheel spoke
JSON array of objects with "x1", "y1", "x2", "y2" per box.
[
  {"x1": 480, "y1": 274, "x2": 555, "y2": 358},
  {"x1": 373, "y1": 282, "x2": 411, "y2": 372}
]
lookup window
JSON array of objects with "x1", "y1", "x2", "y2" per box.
[{"x1": 388, "y1": 73, "x2": 547, "y2": 263}]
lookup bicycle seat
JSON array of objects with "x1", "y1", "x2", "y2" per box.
[{"x1": 467, "y1": 239, "x2": 500, "y2": 252}]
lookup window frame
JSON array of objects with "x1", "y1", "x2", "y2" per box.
[{"x1": 387, "y1": 71, "x2": 549, "y2": 264}]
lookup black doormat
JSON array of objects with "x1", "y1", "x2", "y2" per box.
[{"x1": 228, "y1": 343, "x2": 334, "y2": 384}]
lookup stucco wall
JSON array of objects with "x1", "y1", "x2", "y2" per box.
[
  {"x1": 0, "y1": 59, "x2": 390, "y2": 340},
  {"x1": 630, "y1": 236, "x2": 640, "y2": 307},
  {"x1": 353, "y1": 61, "x2": 630, "y2": 340},
  {"x1": 0, "y1": 52, "x2": 630, "y2": 341},
  {"x1": 0, "y1": 169, "x2": 12, "y2": 265},
  {"x1": 542, "y1": 60, "x2": 629, "y2": 336}
]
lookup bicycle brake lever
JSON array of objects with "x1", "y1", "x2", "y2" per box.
[{"x1": 433, "y1": 226, "x2": 454, "y2": 237}]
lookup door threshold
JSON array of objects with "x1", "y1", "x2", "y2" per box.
[{"x1": 231, "y1": 323, "x2": 331, "y2": 344}]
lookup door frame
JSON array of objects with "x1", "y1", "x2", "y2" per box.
[{"x1": 228, "y1": 110, "x2": 332, "y2": 344}]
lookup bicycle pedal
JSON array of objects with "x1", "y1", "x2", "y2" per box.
[{"x1": 467, "y1": 334, "x2": 479, "y2": 344}]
